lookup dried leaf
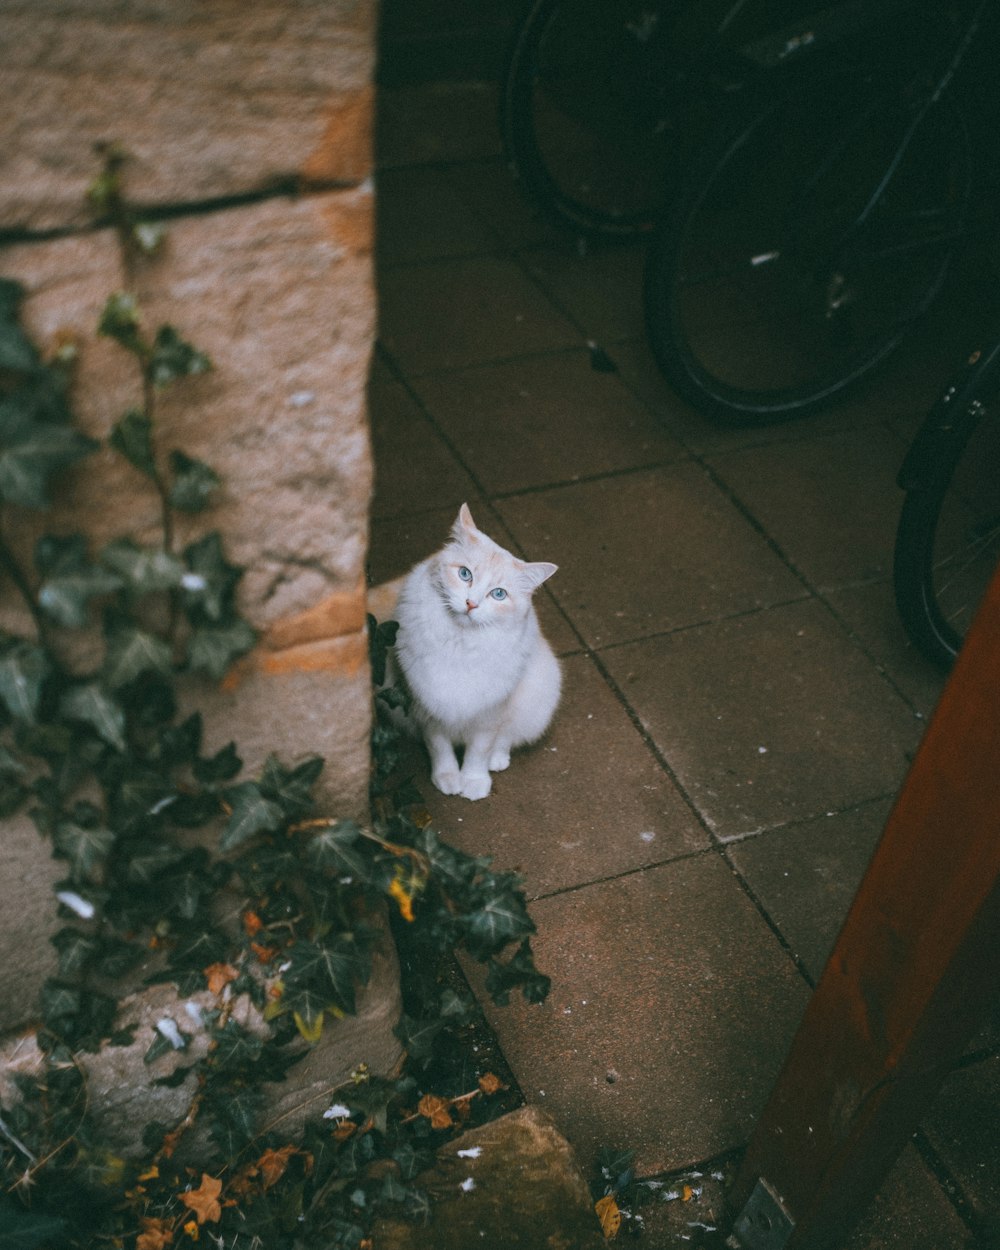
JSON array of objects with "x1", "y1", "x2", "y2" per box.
[
  {"x1": 388, "y1": 875, "x2": 415, "y2": 922},
  {"x1": 595, "y1": 1193, "x2": 622, "y2": 1239},
  {"x1": 137, "y1": 1217, "x2": 174, "y2": 1250},
  {"x1": 256, "y1": 1144, "x2": 298, "y2": 1190},
  {"x1": 478, "y1": 1072, "x2": 504, "y2": 1095},
  {"x1": 417, "y1": 1093, "x2": 453, "y2": 1131},
  {"x1": 204, "y1": 962, "x2": 238, "y2": 994},
  {"x1": 179, "y1": 1172, "x2": 223, "y2": 1225}
]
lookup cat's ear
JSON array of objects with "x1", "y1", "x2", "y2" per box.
[
  {"x1": 454, "y1": 502, "x2": 479, "y2": 540},
  {"x1": 521, "y1": 561, "x2": 558, "y2": 589}
]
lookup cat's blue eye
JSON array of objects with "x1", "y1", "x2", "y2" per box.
[
  {"x1": 490, "y1": 588, "x2": 508, "y2": 601},
  {"x1": 458, "y1": 566, "x2": 472, "y2": 582}
]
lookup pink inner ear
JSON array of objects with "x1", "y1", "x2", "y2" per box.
[{"x1": 523, "y1": 561, "x2": 558, "y2": 589}]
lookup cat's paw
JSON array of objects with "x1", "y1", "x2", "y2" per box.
[
  {"x1": 459, "y1": 772, "x2": 492, "y2": 801},
  {"x1": 431, "y1": 768, "x2": 463, "y2": 796},
  {"x1": 488, "y1": 747, "x2": 511, "y2": 772}
]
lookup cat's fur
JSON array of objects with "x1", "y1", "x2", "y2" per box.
[{"x1": 392, "y1": 504, "x2": 561, "y2": 801}]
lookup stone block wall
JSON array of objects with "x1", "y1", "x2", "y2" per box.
[{"x1": 0, "y1": 0, "x2": 382, "y2": 1039}]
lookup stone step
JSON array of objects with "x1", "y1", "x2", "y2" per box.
[{"x1": 375, "y1": 1105, "x2": 607, "y2": 1249}]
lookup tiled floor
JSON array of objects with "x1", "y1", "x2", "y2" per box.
[{"x1": 369, "y1": 79, "x2": 998, "y2": 1248}]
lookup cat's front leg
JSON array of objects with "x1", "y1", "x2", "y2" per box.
[
  {"x1": 424, "y1": 725, "x2": 462, "y2": 796},
  {"x1": 458, "y1": 730, "x2": 497, "y2": 801}
]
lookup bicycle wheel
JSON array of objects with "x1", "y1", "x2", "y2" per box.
[
  {"x1": 643, "y1": 83, "x2": 972, "y2": 423},
  {"x1": 500, "y1": 0, "x2": 678, "y2": 237},
  {"x1": 894, "y1": 347, "x2": 1000, "y2": 668}
]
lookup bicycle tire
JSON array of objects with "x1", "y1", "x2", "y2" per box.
[
  {"x1": 894, "y1": 345, "x2": 1000, "y2": 668},
  {"x1": 643, "y1": 83, "x2": 972, "y2": 424},
  {"x1": 500, "y1": 0, "x2": 678, "y2": 238}
]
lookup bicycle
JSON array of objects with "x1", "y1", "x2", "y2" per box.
[
  {"x1": 642, "y1": 0, "x2": 992, "y2": 425},
  {"x1": 500, "y1": 0, "x2": 922, "y2": 240},
  {"x1": 894, "y1": 338, "x2": 1000, "y2": 668}
]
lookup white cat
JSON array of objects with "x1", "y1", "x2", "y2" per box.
[{"x1": 392, "y1": 503, "x2": 561, "y2": 801}]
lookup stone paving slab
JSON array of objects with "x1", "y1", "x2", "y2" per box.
[
  {"x1": 375, "y1": 1106, "x2": 606, "y2": 1249},
  {"x1": 494, "y1": 466, "x2": 807, "y2": 650},
  {"x1": 410, "y1": 350, "x2": 684, "y2": 496},
  {"x1": 378, "y1": 255, "x2": 581, "y2": 375},
  {"x1": 407, "y1": 653, "x2": 707, "y2": 899},
  {"x1": 468, "y1": 854, "x2": 811, "y2": 1177},
  {"x1": 726, "y1": 799, "x2": 892, "y2": 980},
  {"x1": 601, "y1": 599, "x2": 922, "y2": 839}
]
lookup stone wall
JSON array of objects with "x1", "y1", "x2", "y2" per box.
[{"x1": 0, "y1": 0, "x2": 382, "y2": 1038}]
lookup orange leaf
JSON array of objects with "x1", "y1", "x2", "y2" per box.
[
  {"x1": 595, "y1": 1193, "x2": 622, "y2": 1239},
  {"x1": 417, "y1": 1093, "x2": 453, "y2": 1130},
  {"x1": 179, "y1": 1173, "x2": 223, "y2": 1225},
  {"x1": 681, "y1": 1183, "x2": 695, "y2": 1202},
  {"x1": 256, "y1": 1144, "x2": 298, "y2": 1190},
  {"x1": 137, "y1": 1217, "x2": 174, "y2": 1250},
  {"x1": 242, "y1": 910, "x2": 263, "y2": 937},
  {"x1": 478, "y1": 1072, "x2": 505, "y2": 1096},
  {"x1": 204, "y1": 962, "x2": 239, "y2": 994},
  {"x1": 250, "y1": 941, "x2": 277, "y2": 964}
]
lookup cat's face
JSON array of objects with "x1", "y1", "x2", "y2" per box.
[{"x1": 433, "y1": 504, "x2": 556, "y2": 627}]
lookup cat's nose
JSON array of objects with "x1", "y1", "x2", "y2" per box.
[{"x1": 465, "y1": 599, "x2": 478, "y2": 612}]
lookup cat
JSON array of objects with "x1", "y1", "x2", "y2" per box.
[{"x1": 391, "y1": 503, "x2": 561, "y2": 801}]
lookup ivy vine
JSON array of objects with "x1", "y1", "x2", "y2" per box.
[{"x1": 0, "y1": 151, "x2": 549, "y2": 1249}]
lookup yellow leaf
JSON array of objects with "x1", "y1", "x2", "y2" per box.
[
  {"x1": 388, "y1": 874, "x2": 416, "y2": 922},
  {"x1": 682, "y1": 1183, "x2": 695, "y2": 1202},
  {"x1": 256, "y1": 1144, "x2": 298, "y2": 1190},
  {"x1": 293, "y1": 1009, "x2": 325, "y2": 1043},
  {"x1": 595, "y1": 1194, "x2": 622, "y2": 1239}
]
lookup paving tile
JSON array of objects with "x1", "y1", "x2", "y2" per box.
[
  {"x1": 519, "y1": 240, "x2": 649, "y2": 344},
  {"x1": 705, "y1": 425, "x2": 913, "y2": 589},
  {"x1": 824, "y1": 580, "x2": 947, "y2": 719},
  {"x1": 468, "y1": 854, "x2": 811, "y2": 1176},
  {"x1": 447, "y1": 157, "x2": 567, "y2": 250},
  {"x1": 601, "y1": 600, "x2": 922, "y2": 839},
  {"x1": 923, "y1": 1055, "x2": 1000, "y2": 1237},
  {"x1": 375, "y1": 165, "x2": 501, "y2": 266},
  {"x1": 495, "y1": 466, "x2": 806, "y2": 649},
  {"x1": 368, "y1": 378, "x2": 476, "y2": 519},
  {"x1": 406, "y1": 653, "x2": 707, "y2": 899},
  {"x1": 411, "y1": 351, "x2": 683, "y2": 495},
  {"x1": 377, "y1": 255, "x2": 581, "y2": 375},
  {"x1": 726, "y1": 799, "x2": 892, "y2": 980},
  {"x1": 375, "y1": 81, "x2": 503, "y2": 169},
  {"x1": 843, "y1": 1145, "x2": 975, "y2": 1250}
]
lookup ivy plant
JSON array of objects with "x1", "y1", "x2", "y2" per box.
[{"x1": 0, "y1": 152, "x2": 550, "y2": 1249}]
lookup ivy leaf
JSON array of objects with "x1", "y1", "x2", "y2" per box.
[
  {"x1": 109, "y1": 408, "x2": 156, "y2": 478},
  {"x1": 209, "y1": 1088, "x2": 259, "y2": 1154},
  {"x1": 169, "y1": 450, "x2": 220, "y2": 512},
  {"x1": 59, "y1": 682, "x2": 126, "y2": 751},
  {"x1": 102, "y1": 623, "x2": 173, "y2": 689},
  {"x1": 35, "y1": 533, "x2": 123, "y2": 627},
  {"x1": 193, "y1": 739, "x2": 241, "y2": 785},
  {"x1": 0, "y1": 1203, "x2": 68, "y2": 1250},
  {"x1": 394, "y1": 1013, "x2": 446, "y2": 1062},
  {"x1": 0, "y1": 415, "x2": 97, "y2": 508},
  {"x1": 185, "y1": 619, "x2": 255, "y2": 679},
  {"x1": 0, "y1": 639, "x2": 50, "y2": 722},
  {"x1": 484, "y1": 938, "x2": 551, "y2": 1006},
  {"x1": 303, "y1": 820, "x2": 370, "y2": 879},
  {"x1": 182, "y1": 531, "x2": 244, "y2": 621},
  {"x1": 101, "y1": 538, "x2": 185, "y2": 595},
  {"x1": 98, "y1": 292, "x2": 146, "y2": 358},
  {"x1": 0, "y1": 279, "x2": 40, "y2": 372},
  {"x1": 287, "y1": 986, "x2": 329, "y2": 1042},
  {"x1": 125, "y1": 843, "x2": 188, "y2": 885},
  {"x1": 260, "y1": 754, "x2": 324, "y2": 819},
  {"x1": 219, "y1": 781, "x2": 285, "y2": 851},
  {"x1": 149, "y1": 325, "x2": 211, "y2": 386},
  {"x1": 54, "y1": 815, "x2": 115, "y2": 882},
  {"x1": 51, "y1": 927, "x2": 100, "y2": 978},
  {"x1": 462, "y1": 890, "x2": 535, "y2": 960},
  {"x1": 40, "y1": 978, "x2": 82, "y2": 1027},
  {"x1": 285, "y1": 935, "x2": 370, "y2": 1016}
]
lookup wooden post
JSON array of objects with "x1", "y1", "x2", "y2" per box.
[{"x1": 724, "y1": 567, "x2": 1000, "y2": 1250}]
